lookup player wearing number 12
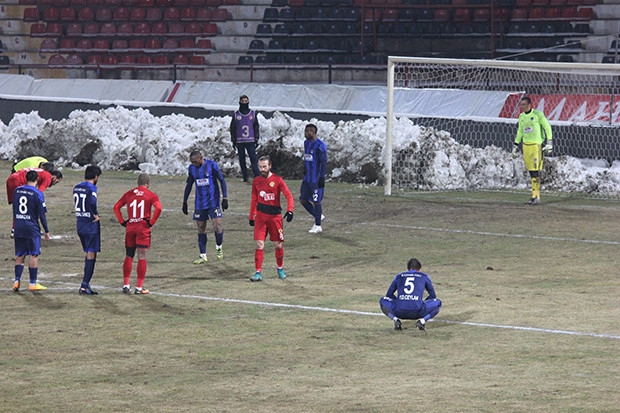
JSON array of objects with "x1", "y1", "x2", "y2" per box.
[
  {"x1": 73, "y1": 165, "x2": 102, "y2": 295},
  {"x1": 113, "y1": 173, "x2": 162, "y2": 295},
  {"x1": 380, "y1": 258, "x2": 442, "y2": 331}
]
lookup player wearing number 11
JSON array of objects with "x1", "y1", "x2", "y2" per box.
[
  {"x1": 113, "y1": 173, "x2": 162, "y2": 295},
  {"x1": 380, "y1": 258, "x2": 442, "y2": 331}
]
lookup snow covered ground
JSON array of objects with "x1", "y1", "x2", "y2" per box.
[{"x1": 1, "y1": 107, "x2": 619, "y2": 195}]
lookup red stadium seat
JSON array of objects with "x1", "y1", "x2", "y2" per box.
[
  {"x1": 211, "y1": 8, "x2": 228, "y2": 21},
  {"x1": 577, "y1": 8, "x2": 594, "y2": 20},
  {"x1": 117, "y1": 22, "x2": 134, "y2": 34},
  {"x1": 453, "y1": 8, "x2": 470, "y2": 22},
  {"x1": 511, "y1": 8, "x2": 528, "y2": 21},
  {"x1": 528, "y1": 8, "x2": 545, "y2": 20},
  {"x1": 83, "y1": 23, "x2": 100, "y2": 35},
  {"x1": 120, "y1": 54, "x2": 135, "y2": 64},
  {"x1": 531, "y1": 0, "x2": 549, "y2": 5},
  {"x1": 561, "y1": 7, "x2": 578, "y2": 19},
  {"x1": 196, "y1": 8, "x2": 212, "y2": 21},
  {"x1": 53, "y1": 0, "x2": 70, "y2": 5},
  {"x1": 164, "y1": 7, "x2": 180, "y2": 20},
  {"x1": 152, "y1": 22, "x2": 168, "y2": 34},
  {"x1": 157, "y1": 0, "x2": 174, "y2": 6},
  {"x1": 139, "y1": 0, "x2": 155, "y2": 5},
  {"x1": 153, "y1": 55, "x2": 170, "y2": 64},
  {"x1": 545, "y1": 7, "x2": 562, "y2": 19},
  {"x1": 136, "y1": 55, "x2": 153, "y2": 64},
  {"x1": 30, "y1": 23, "x2": 47, "y2": 36},
  {"x1": 162, "y1": 39, "x2": 178, "y2": 49},
  {"x1": 40, "y1": 38, "x2": 58, "y2": 51},
  {"x1": 46, "y1": 22, "x2": 63, "y2": 36},
  {"x1": 189, "y1": 55, "x2": 205, "y2": 65},
  {"x1": 77, "y1": 7, "x2": 94, "y2": 21},
  {"x1": 130, "y1": 8, "x2": 146, "y2": 21},
  {"x1": 23, "y1": 7, "x2": 40, "y2": 21},
  {"x1": 48, "y1": 54, "x2": 65, "y2": 65},
  {"x1": 514, "y1": 0, "x2": 531, "y2": 5},
  {"x1": 70, "y1": 0, "x2": 87, "y2": 5},
  {"x1": 95, "y1": 8, "x2": 112, "y2": 22},
  {"x1": 382, "y1": 9, "x2": 398, "y2": 23},
  {"x1": 59, "y1": 7, "x2": 76, "y2": 21},
  {"x1": 180, "y1": 7, "x2": 197, "y2": 21},
  {"x1": 129, "y1": 38, "x2": 145, "y2": 49},
  {"x1": 202, "y1": 23, "x2": 218, "y2": 35},
  {"x1": 185, "y1": 22, "x2": 202, "y2": 34},
  {"x1": 189, "y1": 0, "x2": 206, "y2": 5},
  {"x1": 65, "y1": 54, "x2": 83, "y2": 65},
  {"x1": 549, "y1": 0, "x2": 565, "y2": 4},
  {"x1": 221, "y1": 0, "x2": 238, "y2": 4},
  {"x1": 196, "y1": 38, "x2": 211, "y2": 50},
  {"x1": 433, "y1": 9, "x2": 450, "y2": 22},
  {"x1": 105, "y1": 0, "x2": 123, "y2": 5},
  {"x1": 146, "y1": 8, "x2": 163, "y2": 21},
  {"x1": 473, "y1": 8, "x2": 490, "y2": 22},
  {"x1": 59, "y1": 38, "x2": 75, "y2": 50},
  {"x1": 113, "y1": 7, "x2": 130, "y2": 21},
  {"x1": 134, "y1": 22, "x2": 151, "y2": 34},
  {"x1": 75, "y1": 38, "x2": 92, "y2": 50},
  {"x1": 102, "y1": 55, "x2": 118, "y2": 65},
  {"x1": 205, "y1": 0, "x2": 220, "y2": 5},
  {"x1": 66, "y1": 22, "x2": 82, "y2": 36},
  {"x1": 100, "y1": 22, "x2": 116, "y2": 35},
  {"x1": 86, "y1": 54, "x2": 102, "y2": 65},
  {"x1": 43, "y1": 8, "x2": 60, "y2": 21},
  {"x1": 112, "y1": 39, "x2": 129, "y2": 49},
  {"x1": 363, "y1": 9, "x2": 381, "y2": 22},
  {"x1": 92, "y1": 39, "x2": 109, "y2": 50},
  {"x1": 144, "y1": 38, "x2": 162, "y2": 48},
  {"x1": 173, "y1": 54, "x2": 189, "y2": 64},
  {"x1": 168, "y1": 22, "x2": 185, "y2": 34},
  {"x1": 179, "y1": 38, "x2": 194, "y2": 48}
]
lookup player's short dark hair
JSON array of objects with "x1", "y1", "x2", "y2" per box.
[
  {"x1": 84, "y1": 165, "x2": 102, "y2": 180},
  {"x1": 51, "y1": 170, "x2": 63, "y2": 180},
  {"x1": 258, "y1": 155, "x2": 271, "y2": 165},
  {"x1": 190, "y1": 149, "x2": 202, "y2": 159},
  {"x1": 407, "y1": 258, "x2": 422, "y2": 271},
  {"x1": 26, "y1": 170, "x2": 38, "y2": 183},
  {"x1": 305, "y1": 123, "x2": 317, "y2": 133},
  {"x1": 40, "y1": 162, "x2": 55, "y2": 172},
  {"x1": 137, "y1": 173, "x2": 150, "y2": 186},
  {"x1": 239, "y1": 95, "x2": 249, "y2": 102},
  {"x1": 521, "y1": 96, "x2": 532, "y2": 105}
]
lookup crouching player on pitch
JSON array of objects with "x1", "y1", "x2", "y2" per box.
[
  {"x1": 249, "y1": 156, "x2": 294, "y2": 282},
  {"x1": 380, "y1": 258, "x2": 442, "y2": 331}
]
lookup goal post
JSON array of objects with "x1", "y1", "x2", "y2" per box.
[{"x1": 385, "y1": 56, "x2": 620, "y2": 196}]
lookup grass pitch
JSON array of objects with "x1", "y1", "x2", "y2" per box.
[{"x1": 1, "y1": 161, "x2": 618, "y2": 412}]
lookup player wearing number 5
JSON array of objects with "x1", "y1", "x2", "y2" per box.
[
  {"x1": 73, "y1": 165, "x2": 102, "y2": 295},
  {"x1": 114, "y1": 173, "x2": 162, "y2": 295},
  {"x1": 512, "y1": 96, "x2": 553, "y2": 205},
  {"x1": 230, "y1": 95, "x2": 260, "y2": 182},
  {"x1": 12, "y1": 170, "x2": 50, "y2": 292},
  {"x1": 380, "y1": 258, "x2": 442, "y2": 331}
]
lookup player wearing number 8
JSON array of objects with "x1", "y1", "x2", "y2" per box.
[
  {"x1": 380, "y1": 258, "x2": 442, "y2": 331},
  {"x1": 73, "y1": 165, "x2": 102, "y2": 295},
  {"x1": 113, "y1": 173, "x2": 162, "y2": 295}
]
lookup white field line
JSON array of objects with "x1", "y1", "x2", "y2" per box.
[
  {"x1": 362, "y1": 222, "x2": 620, "y2": 245},
  {"x1": 5, "y1": 280, "x2": 619, "y2": 340}
]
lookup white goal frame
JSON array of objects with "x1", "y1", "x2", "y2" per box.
[{"x1": 385, "y1": 56, "x2": 620, "y2": 196}]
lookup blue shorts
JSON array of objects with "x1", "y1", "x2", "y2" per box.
[
  {"x1": 193, "y1": 207, "x2": 223, "y2": 221},
  {"x1": 300, "y1": 181, "x2": 324, "y2": 203},
  {"x1": 79, "y1": 232, "x2": 101, "y2": 253},
  {"x1": 14, "y1": 236, "x2": 41, "y2": 257}
]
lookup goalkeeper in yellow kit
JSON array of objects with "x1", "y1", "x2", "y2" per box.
[{"x1": 512, "y1": 96, "x2": 553, "y2": 205}]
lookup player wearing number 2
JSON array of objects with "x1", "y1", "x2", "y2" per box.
[
  {"x1": 380, "y1": 258, "x2": 442, "y2": 331},
  {"x1": 114, "y1": 173, "x2": 162, "y2": 295},
  {"x1": 73, "y1": 165, "x2": 102, "y2": 295}
]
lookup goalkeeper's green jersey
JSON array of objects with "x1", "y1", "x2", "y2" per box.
[{"x1": 515, "y1": 109, "x2": 552, "y2": 145}]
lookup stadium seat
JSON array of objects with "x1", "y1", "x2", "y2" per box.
[
  {"x1": 162, "y1": 39, "x2": 178, "y2": 49},
  {"x1": 157, "y1": 0, "x2": 175, "y2": 5},
  {"x1": 59, "y1": 7, "x2": 76, "y2": 21},
  {"x1": 86, "y1": 54, "x2": 102, "y2": 65},
  {"x1": 363, "y1": 9, "x2": 381, "y2": 22},
  {"x1": 278, "y1": 8, "x2": 295, "y2": 21},
  {"x1": 46, "y1": 22, "x2": 63, "y2": 36},
  {"x1": 254, "y1": 55, "x2": 268, "y2": 64},
  {"x1": 531, "y1": 0, "x2": 548, "y2": 5},
  {"x1": 23, "y1": 7, "x2": 40, "y2": 21},
  {"x1": 152, "y1": 22, "x2": 168, "y2": 34},
  {"x1": 473, "y1": 8, "x2": 490, "y2": 21},
  {"x1": 173, "y1": 54, "x2": 189, "y2": 64},
  {"x1": 289, "y1": 0, "x2": 305, "y2": 5},
  {"x1": 514, "y1": 0, "x2": 531, "y2": 5},
  {"x1": 135, "y1": 22, "x2": 151, "y2": 34},
  {"x1": 238, "y1": 55, "x2": 253, "y2": 65},
  {"x1": 93, "y1": 39, "x2": 109, "y2": 50},
  {"x1": 130, "y1": 8, "x2": 146, "y2": 21},
  {"x1": 196, "y1": 38, "x2": 212, "y2": 50},
  {"x1": 528, "y1": 8, "x2": 545, "y2": 20},
  {"x1": 59, "y1": 38, "x2": 75, "y2": 50},
  {"x1": 146, "y1": 8, "x2": 163, "y2": 21},
  {"x1": 40, "y1": 38, "x2": 58, "y2": 51},
  {"x1": 248, "y1": 39, "x2": 264, "y2": 52},
  {"x1": 205, "y1": 0, "x2": 221, "y2": 5},
  {"x1": 212, "y1": 8, "x2": 228, "y2": 21},
  {"x1": 169, "y1": 23, "x2": 185, "y2": 35},
  {"x1": 105, "y1": 0, "x2": 123, "y2": 5},
  {"x1": 602, "y1": 55, "x2": 616, "y2": 64},
  {"x1": 433, "y1": 9, "x2": 450, "y2": 22},
  {"x1": 153, "y1": 55, "x2": 170, "y2": 64},
  {"x1": 113, "y1": 7, "x2": 130, "y2": 21},
  {"x1": 185, "y1": 22, "x2": 202, "y2": 34},
  {"x1": 189, "y1": 55, "x2": 205, "y2": 65},
  {"x1": 549, "y1": 0, "x2": 565, "y2": 4},
  {"x1": 77, "y1": 7, "x2": 94, "y2": 21},
  {"x1": 83, "y1": 23, "x2": 99, "y2": 35},
  {"x1": 558, "y1": 54, "x2": 574, "y2": 62},
  {"x1": 42, "y1": 8, "x2": 60, "y2": 21},
  {"x1": 453, "y1": 9, "x2": 470, "y2": 22},
  {"x1": 268, "y1": 39, "x2": 284, "y2": 50},
  {"x1": 256, "y1": 23, "x2": 272, "y2": 36},
  {"x1": 48, "y1": 54, "x2": 65, "y2": 65},
  {"x1": 382, "y1": 9, "x2": 398, "y2": 23},
  {"x1": 202, "y1": 23, "x2": 218, "y2": 35},
  {"x1": 145, "y1": 38, "x2": 162, "y2": 48},
  {"x1": 263, "y1": 8, "x2": 278, "y2": 22},
  {"x1": 180, "y1": 38, "x2": 194, "y2": 48},
  {"x1": 95, "y1": 8, "x2": 112, "y2": 22},
  {"x1": 100, "y1": 22, "x2": 117, "y2": 35},
  {"x1": 196, "y1": 8, "x2": 213, "y2": 21},
  {"x1": 112, "y1": 39, "x2": 128, "y2": 50},
  {"x1": 273, "y1": 23, "x2": 288, "y2": 36},
  {"x1": 119, "y1": 54, "x2": 135, "y2": 64},
  {"x1": 180, "y1": 7, "x2": 197, "y2": 20},
  {"x1": 129, "y1": 38, "x2": 146, "y2": 49},
  {"x1": 188, "y1": 0, "x2": 206, "y2": 4},
  {"x1": 577, "y1": 8, "x2": 594, "y2": 20},
  {"x1": 511, "y1": 8, "x2": 528, "y2": 21},
  {"x1": 136, "y1": 55, "x2": 153, "y2": 64},
  {"x1": 117, "y1": 22, "x2": 134, "y2": 34},
  {"x1": 66, "y1": 22, "x2": 82, "y2": 36},
  {"x1": 561, "y1": 7, "x2": 578, "y2": 19},
  {"x1": 164, "y1": 7, "x2": 181, "y2": 20},
  {"x1": 544, "y1": 7, "x2": 562, "y2": 19}
]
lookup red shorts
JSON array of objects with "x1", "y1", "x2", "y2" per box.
[
  {"x1": 125, "y1": 222, "x2": 151, "y2": 249},
  {"x1": 254, "y1": 211, "x2": 284, "y2": 243},
  {"x1": 6, "y1": 175, "x2": 20, "y2": 204}
]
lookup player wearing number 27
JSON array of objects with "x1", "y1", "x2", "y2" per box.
[
  {"x1": 512, "y1": 96, "x2": 553, "y2": 205},
  {"x1": 249, "y1": 156, "x2": 294, "y2": 282},
  {"x1": 380, "y1": 258, "x2": 442, "y2": 331},
  {"x1": 73, "y1": 165, "x2": 102, "y2": 295},
  {"x1": 113, "y1": 173, "x2": 162, "y2": 295}
]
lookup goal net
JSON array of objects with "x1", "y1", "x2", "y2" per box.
[{"x1": 384, "y1": 57, "x2": 620, "y2": 198}]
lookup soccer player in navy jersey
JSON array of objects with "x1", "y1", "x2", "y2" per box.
[
  {"x1": 230, "y1": 95, "x2": 260, "y2": 182},
  {"x1": 380, "y1": 258, "x2": 442, "y2": 331},
  {"x1": 182, "y1": 150, "x2": 229, "y2": 264},
  {"x1": 73, "y1": 165, "x2": 102, "y2": 295},
  {"x1": 249, "y1": 156, "x2": 294, "y2": 282},
  {"x1": 12, "y1": 170, "x2": 51, "y2": 292},
  {"x1": 114, "y1": 173, "x2": 162, "y2": 295},
  {"x1": 300, "y1": 123, "x2": 327, "y2": 234}
]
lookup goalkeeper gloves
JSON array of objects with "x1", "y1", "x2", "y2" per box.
[
  {"x1": 511, "y1": 145, "x2": 519, "y2": 159},
  {"x1": 182, "y1": 201, "x2": 188, "y2": 215},
  {"x1": 284, "y1": 211, "x2": 293, "y2": 222},
  {"x1": 543, "y1": 141, "x2": 553, "y2": 155},
  {"x1": 221, "y1": 198, "x2": 228, "y2": 210}
]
